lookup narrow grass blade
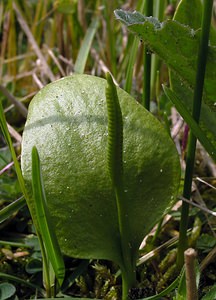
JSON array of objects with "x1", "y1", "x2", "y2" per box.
[
  {"x1": 0, "y1": 240, "x2": 32, "y2": 248},
  {"x1": 124, "y1": 37, "x2": 139, "y2": 93},
  {"x1": 102, "y1": 0, "x2": 117, "y2": 76},
  {"x1": 61, "y1": 259, "x2": 89, "y2": 292},
  {"x1": 0, "y1": 196, "x2": 26, "y2": 223},
  {"x1": 150, "y1": 0, "x2": 166, "y2": 98},
  {"x1": 142, "y1": 0, "x2": 153, "y2": 110},
  {"x1": 31, "y1": 146, "x2": 65, "y2": 286},
  {"x1": 37, "y1": 296, "x2": 93, "y2": 300},
  {"x1": 74, "y1": 16, "x2": 99, "y2": 74},
  {"x1": 122, "y1": 0, "x2": 145, "y2": 93},
  {"x1": 140, "y1": 269, "x2": 184, "y2": 300},
  {"x1": 0, "y1": 272, "x2": 44, "y2": 294},
  {"x1": 163, "y1": 86, "x2": 216, "y2": 162},
  {"x1": 0, "y1": 101, "x2": 28, "y2": 200}
]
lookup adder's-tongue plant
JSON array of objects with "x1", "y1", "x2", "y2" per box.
[{"x1": 21, "y1": 74, "x2": 180, "y2": 299}]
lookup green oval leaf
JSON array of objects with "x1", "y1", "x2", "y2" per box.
[
  {"x1": 21, "y1": 74, "x2": 180, "y2": 267},
  {"x1": 25, "y1": 258, "x2": 42, "y2": 274},
  {"x1": 0, "y1": 282, "x2": 16, "y2": 300}
]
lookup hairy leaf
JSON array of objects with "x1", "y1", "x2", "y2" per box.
[{"x1": 114, "y1": 9, "x2": 216, "y2": 111}]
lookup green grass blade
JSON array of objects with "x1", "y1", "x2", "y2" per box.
[
  {"x1": 0, "y1": 196, "x2": 26, "y2": 223},
  {"x1": 36, "y1": 298, "x2": 96, "y2": 300},
  {"x1": 0, "y1": 272, "x2": 44, "y2": 294},
  {"x1": 163, "y1": 86, "x2": 216, "y2": 162},
  {"x1": 142, "y1": 0, "x2": 153, "y2": 110},
  {"x1": 102, "y1": 0, "x2": 117, "y2": 76},
  {"x1": 74, "y1": 16, "x2": 99, "y2": 74},
  {"x1": 31, "y1": 146, "x2": 65, "y2": 286},
  {"x1": 0, "y1": 101, "x2": 28, "y2": 200},
  {"x1": 150, "y1": 0, "x2": 166, "y2": 98},
  {"x1": 0, "y1": 239, "x2": 32, "y2": 248},
  {"x1": 61, "y1": 259, "x2": 89, "y2": 292},
  {"x1": 123, "y1": 0, "x2": 145, "y2": 93},
  {"x1": 140, "y1": 269, "x2": 185, "y2": 300},
  {"x1": 124, "y1": 36, "x2": 139, "y2": 93}
]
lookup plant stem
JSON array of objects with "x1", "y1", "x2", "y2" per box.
[
  {"x1": 121, "y1": 266, "x2": 136, "y2": 300},
  {"x1": 115, "y1": 188, "x2": 136, "y2": 300},
  {"x1": 176, "y1": 0, "x2": 213, "y2": 269},
  {"x1": 142, "y1": 0, "x2": 153, "y2": 110}
]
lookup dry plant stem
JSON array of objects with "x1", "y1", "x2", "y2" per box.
[
  {"x1": 44, "y1": 45, "x2": 66, "y2": 77},
  {"x1": 0, "y1": 11, "x2": 10, "y2": 78},
  {"x1": 0, "y1": 85, "x2": 28, "y2": 118},
  {"x1": 179, "y1": 196, "x2": 216, "y2": 217},
  {"x1": 13, "y1": 2, "x2": 55, "y2": 82},
  {"x1": 200, "y1": 245, "x2": 216, "y2": 272},
  {"x1": 184, "y1": 248, "x2": 198, "y2": 300},
  {"x1": 7, "y1": 123, "x2": 22, "y2": 144},
  {"x1": 177, "y1": 0, "x2": 213, "y2": 269},
  {"x1": 78, "y1": 0, "x2": 87, "y2": 31}
]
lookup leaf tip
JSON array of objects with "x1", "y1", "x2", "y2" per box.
[
  {"x1": 31, "y1": 145, "x2": 39, "y2": 160},
  {"x1": 106, "y1": 72, "x2": 114, "y2": 86}
]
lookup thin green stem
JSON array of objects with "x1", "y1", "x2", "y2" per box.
[
  {"x1": 115, "y1": 188, "x2": 136, "y2": 300},
  {"x1": 121, "y1": 267, "x2": 136, "y2": 300},
  {"x1": 103, "y1": 0, "x2": 117, "y2": 77},
  {"x1": 150, "y1": 0, "x2": 166, "y2": 98},
  {"x1": 124, "y1": 37, "x2": 139, "y2": 93},
  {"x1": 177, "y1": 0, "x2": 213, "y2": 269},
  {"x1": 124, "y1": 0, "x2": 145, "y2": 93},
  {"x1": 142, "y1": 0, "x2": 153, "y2": 110}
]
